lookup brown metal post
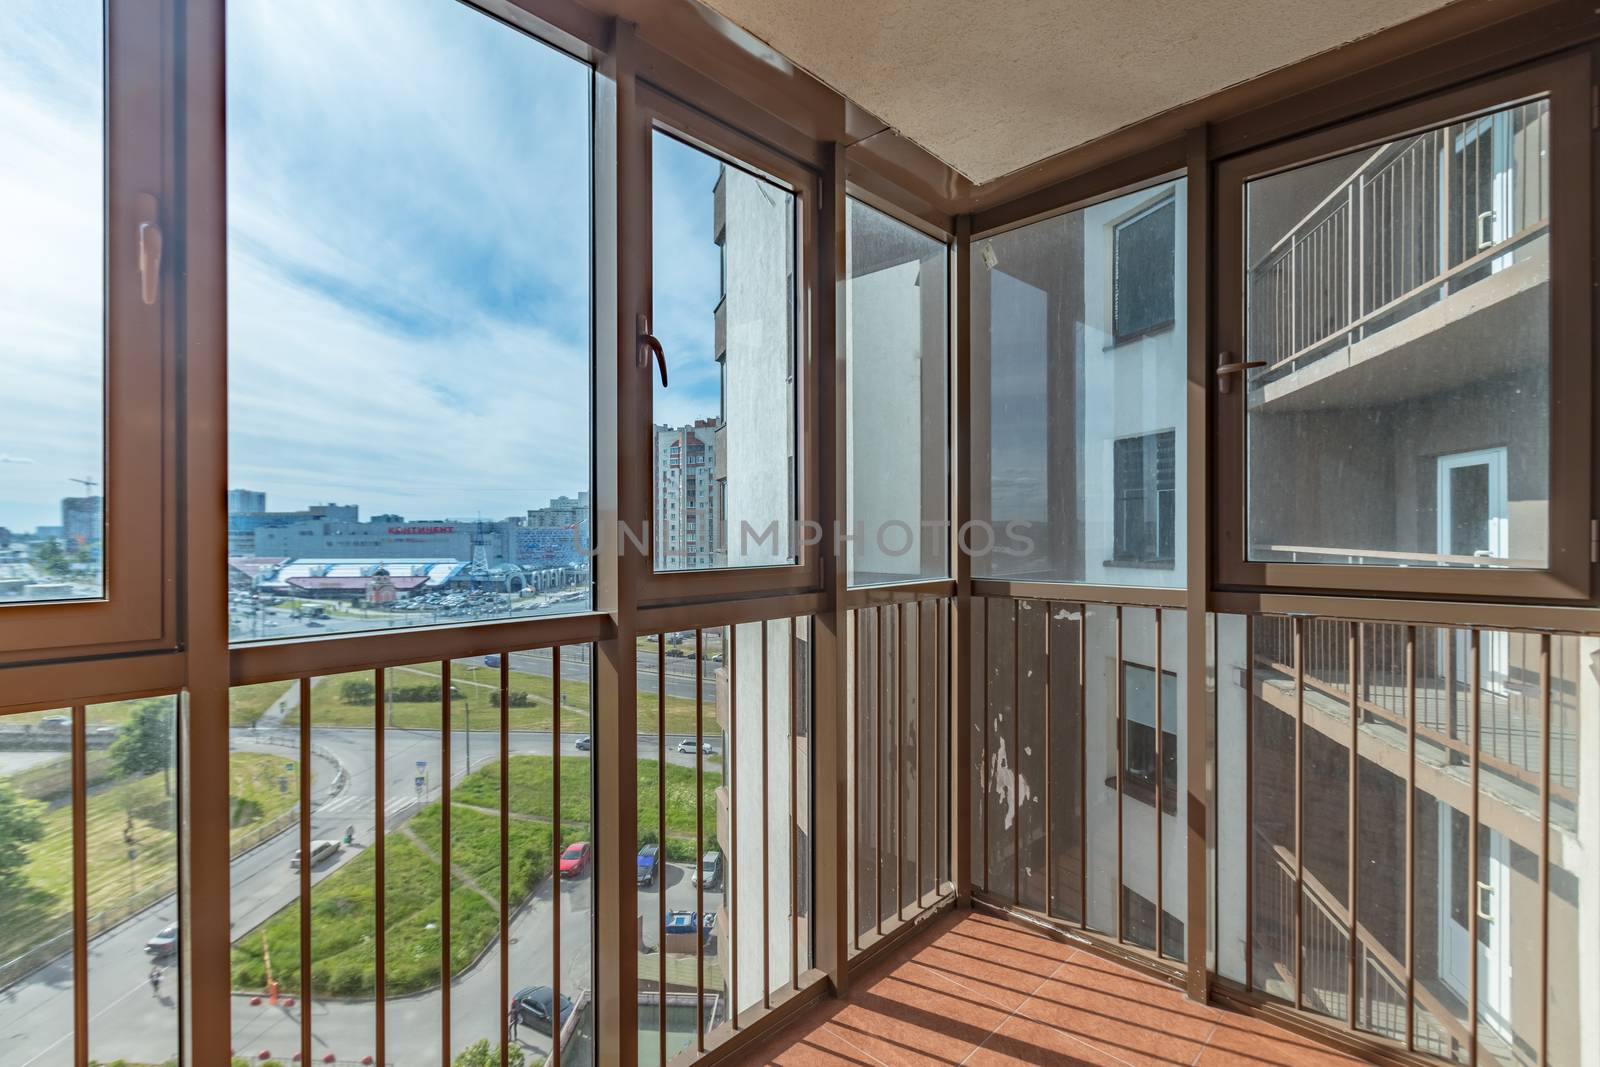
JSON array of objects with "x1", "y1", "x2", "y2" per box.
[
  {"x1": 790, "y1": 617, "x2": 800, "y2": 988},
  {"x1": 1044, "y1": 601, "x2": 1052, "y2": 918},
  {"x1": 1012, "y1": 601, "x2": 1021, "y2": 907},
  {"x1": 730, "y1": 624, "x2": 740, "y2": 1028},
  {"x1": 1537, "y1": 633, "x2": 1550, "y2": 1067},
  {"x1": 1155, "y1": 608, "x2": 1165, "y2": 957},
  {"x1": 592, "y1": 19, "x2": 639, "y2": 1065},
  {"x1": 1245, "y1": 614, "x2": 1255, "y2": 992},
  {"x1": 1347, "y1": 621, "x2": 1359, "y2": 1028},
  {"x1": 1181, "y1": 125, "x2": 1210, "y2": 995},
  {"x1": 951, "y1": 213, "x2": 974, "y2": 908}
]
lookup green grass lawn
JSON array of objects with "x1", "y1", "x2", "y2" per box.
[
  {"x1": 228, "y1": 680, "x2": 295, "y2": 727},
  {"x1": 284, "y1": 662, "x2": 711, "y2": 735},
  {"x1": 453, "y1": 754, "x2": 720, "y2": 862},
  {"x1": 230, "y1": 755, "x2": 717, "y2": 996},
  {"x1": 3, "y1": 751, "x2": 297, "y2": 964}
]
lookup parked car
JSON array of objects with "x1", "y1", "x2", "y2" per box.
[
  {"x1": 483, "y1": 653, "x2": 502, "y2": 668},
  {"x1": 675, "y1": 738, "x2": 714, "y2": 755},
  {"x1": 34, "y1": 714, "x2": 70, "y2": 732},
  {"x1": 144, "y1": 923, "x2": 179, "y2": 957},
  {"x1": 510, "y1": 985, "x2": 574, "y2": 1036},
  {"x1": 559, "y1": 841, "x2": 591, "y2": 878},
  {"x1": 636, "y1": 843, "x2": 660, "y2": 887},
  {"x1": 574, "y1": 735, "x2": 592, "y2": 752},
  {"x1": 692, "y1": 849, "x2": 723, "y2": 890},
  {"x1": 291, "y1": 839, "x2": 342, "y2": 871}
]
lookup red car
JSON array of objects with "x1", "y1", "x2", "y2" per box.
[{"x1": 559, "y1": 841, "x2": 591, "y2": 878}]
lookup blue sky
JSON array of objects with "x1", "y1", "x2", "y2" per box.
[{"x1": 2, "y1": 0, "x2": 724, "y2": 532}]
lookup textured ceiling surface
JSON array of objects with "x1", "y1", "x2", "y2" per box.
[{"x1": 698, "y1": 0, "x2": 1460, "y2": 184}]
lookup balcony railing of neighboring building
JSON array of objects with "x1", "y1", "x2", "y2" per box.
[{"x1": 1247, "y1": 99, "x2": 1550, "y2": 390}]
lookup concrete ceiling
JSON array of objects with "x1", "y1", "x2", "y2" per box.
[{"x1": 697, "y1": 0, "x2": 1461, "y2": 184}]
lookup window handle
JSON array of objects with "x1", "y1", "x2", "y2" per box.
[
  {"x1": 1476, "y1": 880, "x2": 1496, "y2": 922},
  {"x1": 638, "y1": 314, "x2": 668, "y2": 388},
  {"x1": 137, "y1": 192, "x2": 162, "y2": 306},
  {"x1": 1215, "y1": 352, "x2": 1267, "y2": 394}
]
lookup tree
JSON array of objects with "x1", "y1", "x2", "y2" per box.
[
  {"x1": 0, "y1": 781, "x2": 45, "y2": 893},
  {"x1": 110, "y1": 700, "x2": 176, "y2": 795},
  {"x1": 454, "y1": 1040, "x2": 527, "y2": 1067}
]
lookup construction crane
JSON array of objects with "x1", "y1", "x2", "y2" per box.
[{"x1": 69, "y1": 476, "x2": 98, "y2": 496}]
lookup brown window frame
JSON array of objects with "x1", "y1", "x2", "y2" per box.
[
  {"x1": 0, "y1": 0, "x2": 179, "y2": 667},
  {"x1": 628, "y1": 81, "x2": 823, "y2": 607},
  {"x1": 1212, "y1": 52, "x2": 1594, "y2": 603}
]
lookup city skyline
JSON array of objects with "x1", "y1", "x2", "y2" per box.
[{"x1": 2, "y1": 0, "x2": 726, "y2": 533}]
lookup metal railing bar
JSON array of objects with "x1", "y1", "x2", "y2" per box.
[
  {"x1": 1538, "y1": 633, "x2": 1550, "y2": 1067},
  {"x1": 759, "y1": 619, "x2": 770, "y2": 1012},
  {"x1": 1468, "y1": 629, "x2": 1480, "y2": 1067},
  {"x1": 440, "y1": 661, "x2": 452, "y2": 1067},
  {"x1": 1404, "y1": 626, "x2": 1415, "y2": 1054},
  {"x1": 1346, "y1": 621, "x2": 1358, "y2": 1029},
  {"x1": 1115, "y1": 605, "x2": 1124, "y2": 943},
  {"x1": 1079, "y1": 605, "x2": 1087, "y2": 930},
  {"x1": 789, "y1": 616, "x2": 799, "y2": 991},
  {"x1": 695, "y1": 629, "x2": 705, "y2": 1053},
  {"x1": 373, "y1": 671, "x2": 387, "y2": 1067},
  {"x1": 1044, "y1": 605, "x2": 1053, "y2": 921},
  {"x1": 300, "y1": 676, "x2": 313, "y2": 1067},
  {"x1": 1012, "y1": 601, "x2": 1021, "y2": 908},
  {"x1": 851, "y1": 610, "x2": 861, "y2": 952},
  {"x1": 982, "y1": 599, "x2": 990, "y2": 894},
  {"x1": 730, "y1": 624, "x2": 739, "y2": 1030},
  {"x1": 536, "y1": 648, "x2": 550, "y2": 1067},
  {"x1": 1293, "y1": 617, "x2": 1304, "y2": 1012},
  {"x1": 71, "y1": 703, "x2": 88, "y2": 1067},
  {"x1": 660, "y1": 632, "x2": 668, "y2": 1063},
  {"x1": 1245, "y1": 615, "x2": 1255, "y2": 992},
  {"x1": 877, "y1": 605, "x2": 885, "y2": 935},
  {"x1": 1154, "y1": 609, "x2": 1164, "y2": 958}
]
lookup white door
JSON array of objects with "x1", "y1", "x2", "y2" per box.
[
  {"x1": 1438, "y1": 448, "x2": 1510, "y2": 690},
  {"x1": 1437, "y1": 808, "x2": 1513, "y2": 1041}
]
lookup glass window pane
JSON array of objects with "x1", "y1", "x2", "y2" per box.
[
  {"x1": 1245, "y1": 99, "x2": 1550, "y2": 569},
  {"x1": 0, "y1": 707, "x2": 75, "y2": 1066},
  {"x1": 0, "y1": 1, "x2": 104, "y2": 604},
  {"x1": 1083, "y1": 604, "x2": 1118, "y2": 935},
  {"x1": 973, "y1": 179, "x2": 1186, "y2": 587},
  {"x1": 652, "y1": 133, "x2": 797, "y2": 572},
  {"x1": 225, "y1": 0, "x2": 593, "y2": 644},
  {"x1": 1214, "y1": 614, "x2": 1250, "y2": 984},
  {"x1": 1546, "y1": 636, "x2": 1592, "y2": 1067},
  {"x1": 845, "y1": 198, "x2": 949, "y2": 587}
]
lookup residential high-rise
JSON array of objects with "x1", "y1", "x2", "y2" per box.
[{"x1": 654, "y1": 421, "x2": 720, "y2": 570}]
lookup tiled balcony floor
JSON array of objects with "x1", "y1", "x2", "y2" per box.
[{"x1": 744, "y1": 911, "x2": 1372, "y2": 1065}]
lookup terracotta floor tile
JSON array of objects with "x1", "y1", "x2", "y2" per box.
[
  {"x1": 825, "y1": 964, "x2": 1014, "y2": 1064},
  {"x1": 1012, "y1": 953, "x2": 1219, "y2": 1066},
  {"x1": 963, "y1": 1015, "x2": 1132, "y2": 1067},
  {"x1": 1198, "y1": 1012, "x2": 1371, "y2": 1067},
  {"x1": 747, "y1": 1020, "x2": 894, "y2": 1066},
  {"x1": 905, "y1": 944, "x2": 1058, "y2": 1011},
  {"x1": 958, "y1": 914, "x2": 1079, "y2": 965}
]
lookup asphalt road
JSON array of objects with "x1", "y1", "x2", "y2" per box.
[{"x1": 3, "y1": 718, "x2": 725, "y2": 1067}]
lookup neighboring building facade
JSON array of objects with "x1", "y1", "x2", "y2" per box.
[
  {"x1": 61, "y1": 495, "x2": 102, "y2": 549},
  {"x1": 227, "y1": 488, "x2": 266, "y2": 515},
  {"x1": 654, "y1": 421, "x2": 720, "y2": 570}
]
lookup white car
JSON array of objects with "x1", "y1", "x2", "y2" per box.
[{"x1": 675, "y1": 739, "x2": 715, "y2": 755}]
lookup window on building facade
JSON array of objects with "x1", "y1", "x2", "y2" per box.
[
  {"x1": 972, "y1": 179, "x2": 1186, "y2": 587},
  {"x1": 652, "y1": 131, "x2": 797, "y2": 573},
  {"x1": 1112, "y1": 197, "x2": 1176, "y2": 342},
  {"x1": 1112, "y1": 430, "x2": 1176, "y2": 566},
  {"x1": 844, "y1": 197, "x2": 950, "y2": 588},
  {"x1": 1, "y1": 0, "x2": 105, "y2": 604},
  {"x1": 224, "y1": 0, "x2": 593, "y2": 643}
]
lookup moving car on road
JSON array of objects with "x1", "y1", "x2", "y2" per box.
[
  {"x1": 674, "y1": 738, "x2": 715, "y2": 755},
  {"x1": 290, "y1": 839, "x2": 343, "y2": 870},
  {"x1": 636, "y1": 843, "x2": 660, "y2": 887},
  {"x1": 510, "y1": 985, "x2": 574, "y2": 1036},
  {"x1": 144, "y1": 923, "x2": 178, "y2": 957},
  {"x1": 559, "y1": 841, "x2": 591, "y2": 878},
  {"x1": 574, "y1": 735, "x2": 591, "y2": 751}
]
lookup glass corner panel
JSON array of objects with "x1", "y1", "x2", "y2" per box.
[{"x1": 971, "y1": 179, "x2": 1187, "y2": 587}]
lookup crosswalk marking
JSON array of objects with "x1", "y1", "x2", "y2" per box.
[{"x1": 313, "y1": 794, "x2": 416, "y2": 816}]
